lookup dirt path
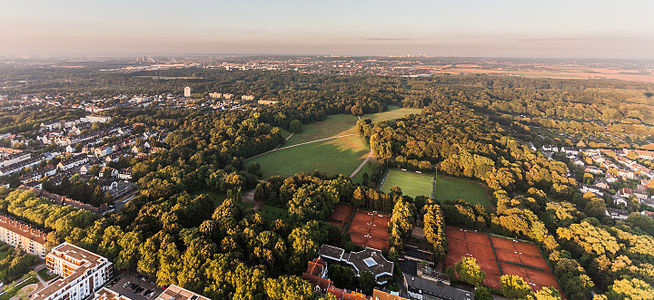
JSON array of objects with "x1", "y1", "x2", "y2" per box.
[
  {"x1": 350, "y1": 151, "x2": 373, "y2": 178},
  {"x1": 247, "y1": 133, "x2": 356, "y2": 160},
  {"x1": 241, "y1": 189, "x2": 261, "y2": 210}
]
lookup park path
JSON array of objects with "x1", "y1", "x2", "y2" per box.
[
  {"x1": 246, "y1": 133, "x2": 356, "y2": 160},
  {"x1": 349, "y1": 151, "x2": 373, "y2": 178}
]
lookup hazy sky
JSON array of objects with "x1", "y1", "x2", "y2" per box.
[{"x1": 1, "y1": 0, "x2": 653, "y2": 58}]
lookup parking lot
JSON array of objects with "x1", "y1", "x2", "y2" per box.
[{"x1": 103, "y1": 272, "x2": 163, "y2": 299}]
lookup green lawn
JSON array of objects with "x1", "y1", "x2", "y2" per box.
[
  {"x1": 366, "y1": 106, "x2": 422, "y2": 123},
  {"x1": 257, "y1": 204, "x2": 288, "y2": 223},
  {"x1": 248, "y1": 135, "x2": 370, "y2": 179},
  {"x1": 250, "y1": 106, "x2": 422, "y2": 184},
  {"x1": 37, "y1": 268, "x2": 58, "y2": 282},
  {"x1": 381, "y1": 169, "x2": 434, "y2": 198},
  {"x1": 433, "y1": 175, "x2": 492, "y2": 209},
  {"x1": 0, "y1": 244, "x2": 10, "y2": 260},
  {"x1": 380, "y1": 170, "x2": 492, "y2": 208},
  {"x1": 285, "y1": 114, "x2": 358, "y2": 146},
  {"x1": 285, "y1": 106, "x2": 422, "y2": 146},
  {"x1": 0, "y1": 276, "x2": 39, "y2": 300}
]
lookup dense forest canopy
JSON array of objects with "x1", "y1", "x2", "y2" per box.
[{"x1": 0, "y1": 67, "x2": 653, "y2": 299}]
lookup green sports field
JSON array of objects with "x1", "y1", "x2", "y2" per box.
[
  {"x1": 433, "y1": 176, "x2": 491, "y2": 209},
  {"x1": 381, "y1": 169, "x2": 434, "y2": 198},
  {"x1": 380, "y1": 170, "x2": 492, "y2": 208}
]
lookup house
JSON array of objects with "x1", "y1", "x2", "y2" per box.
[
  {"x1": 40, "y1": 120, "x2": 61, "y2": 131},
  {"x1": 585, "y1": 166, "x2": 603, "y2": 175},
  {"x1": 618, "y1": 188, "x2": 633, "y2": 199},
  {"x1": 65, "y1": 145, "x2": 76, "y2": 153},
  {"x1": 618, "y1": 169, "x2": 635, "y2": 179},
  {"x1": 372, "y1": 289, "x2": 409, "y2": 300},
  {"x1": 0, "y1": 151, "x2": 30, "y2": 167},
  {"x1": 401, "y1": 258, "x2": 473, "y2": 300},
  {"x1": 79, "y1": 164, "x2": 92, "y2": 175},
  {"x1": 57, "y1": 154, "x2": 89, "y2": 171},
  {"x1": 117, "y1": 169, "x2": 132, "y2": 180},
  {"x1": 594, "y1": 178, "x2": 610, "y2": 190},
  {"x1": 606, "y1": 208, "x2": 629, "y2": 220},
  {"x1": 319, "y1": 244, "x2": 394, "y2": 285},
  {"x1": 0, "y1": 155, "x2": 46, "y2": 176},
  {"x1": 613, "y1": 195, "x2": 628, "y2": 207},
  {"x1": 634, "y1": 192, "x2": 649, "y2": 202},
  {"x1": 301, "y1": 257, "x2": 368, "y2": 300},
  {"x1": 580, "y1": 185, "x2": 602, "y2": 197},
  {"x1": 19, "y1": 167, "x2": 56, "y2": 183},
  {"x1": 94, "y1": 146, "x2": 112, "y2": 157}
]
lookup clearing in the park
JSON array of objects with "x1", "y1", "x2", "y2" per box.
[
  {"x1": 246, "y1": 106, "x2": 420, "y2": 182},
  {"x1": 380, "y1": 169, "x2": 434, "y2": 198}
]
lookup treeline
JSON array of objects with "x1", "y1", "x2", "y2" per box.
[
  {"x1": 43, "y1": 175, "x2": 112, "y2": 207},
  {"x1": 0, "y1": 243, "x2": 38, "y2": 283}
]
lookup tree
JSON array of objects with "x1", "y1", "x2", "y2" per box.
[
  {"x1": 289, "y1": 119, "x2": 303, "y2": 133},
  {"x1": 527, "y1": 287, "x2": 561, "y2": 300},
  {"x1": 358, "y1": 271, "x2": 375, "y2": 295},
  {"x1": 423, "y1": 204, "x2": 447, "y2": 259},
  {"x1": 500, "y1": 274, "x2": 532, "y2": 299},
  {"x1": 265, "y1": 275, "x2": 314, "y2": 300},
  {"x1": 455, "y1": 257, "x2": 485, "y2": 286},
  {"x1": 607, "y1": 278, "x2": 654, "y2": 300},
  {"x1": 474, "y1": 286, "x2": 493, "y2": 300}
]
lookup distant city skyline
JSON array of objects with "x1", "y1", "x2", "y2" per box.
[{"x1": 1, "y1": 0, "x2": 653, "y2": 59}]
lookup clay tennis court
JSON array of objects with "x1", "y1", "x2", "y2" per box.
[
  {"x1": 445, "y1": 226, "x2": 561, "y2": 294},
  {"x1": 347, "y1": 210, "x2": 390, "y2": 250},
  {"x1": 328, "y1": 203, "x2": 355, "y2": 230}
]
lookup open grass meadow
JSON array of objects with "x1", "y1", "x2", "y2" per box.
[
  {"x1": 433, "y1": 175, "x2": 492, "y2": 209},
  {"x1": 249, "y1": 134, "x2": 370, "y2": 179},
  {"x1": 249, "y1": 106, "x2": 422, "y2": 183},
  {"x1": 381, "y1": 169, "x2": 434, "y2": 198}
]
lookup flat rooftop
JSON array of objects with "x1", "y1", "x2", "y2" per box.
[{"x1": 155, "y1": 284, "x2": 210, "y2": 300}]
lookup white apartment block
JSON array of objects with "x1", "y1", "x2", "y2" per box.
[
  {"x1": 0, "y1": 214, "x2": 48, "y2": 258},
  {"x1": 34, "y1": 242, "x2": 113, "y2": 300}
]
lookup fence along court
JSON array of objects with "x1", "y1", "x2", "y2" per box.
[{"x1": 445, "y1": 226, "x2": 561, "y2": 294}]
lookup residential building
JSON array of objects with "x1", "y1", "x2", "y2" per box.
[
  {"x1": 241, "y1": 95, "x2": 255, "y2": 101},
  {"x1": 34, "y1": 242, "x2": 113, "y2": 300},
  {"x1": 209, "y1": 92, "x2": 222, "y2": 99},
  {"x1": 301, "y1": 257, "x2": 367, "y2": 300},
  {"x1": 401, "y1": 258, "x2": 474, "y2": 300},
  {"x1": 0, "y1": 214, "x2": 48, "y2": 258},
  {"x1": 183, "y1": 87, "x2": 191, "y2": 97},
  {"x1": 372, "y1": 289, "x2": 409, "y2": 300},
  {"x1": 82, "y1": 115, "x2": 111, "y2": 123},
  {"x1": 94, "y1": 287, "x2": 131, "y2": 300},
  {"x1": 155, "y1": 284, "x2": 210, "y2": 300},
  {"x1": 319, "y1": 244, "x2": 394, "y2": 285},
  {"x1": 606, "y1": 208, "x2": 629, "y2": 220},
  {"x1": 57, "y1": 154, "x2": 89, "y2": 171}
]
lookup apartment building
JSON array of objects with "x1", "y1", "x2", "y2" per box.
[
  {"x1": 0, "y1": 214, "x2": 48, "y2": 258},
  {"x1": 34, "y1": 243, "x2": 113, "y2": 300},
  {"x1": 156, "y1": 284, "x2": 210, "y2": 300}
]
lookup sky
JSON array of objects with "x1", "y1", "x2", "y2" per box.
[{"x1": 1, "y1": 0, "x2": 653, "y2": 59}]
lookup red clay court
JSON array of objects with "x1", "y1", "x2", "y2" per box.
[
  {"x1": 328, "y1": 204, "x2": 355, "y2": 230},
  {"x1": 347, "y1": 210, "x2": 390, "y2": 251},
  {"x1": 445, "y1": 226, "x2": 561, "y2": 294}
]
